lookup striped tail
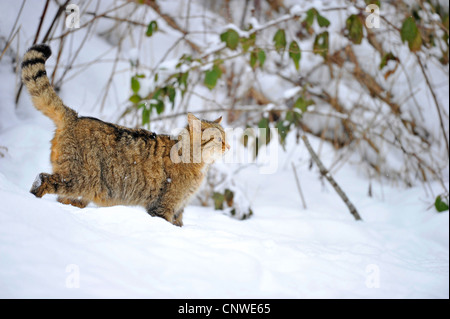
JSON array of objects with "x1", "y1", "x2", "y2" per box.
[{"x1": 21, "y1": 44, "x2": 77, "y2": 127}]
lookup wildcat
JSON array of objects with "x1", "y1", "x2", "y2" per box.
[{"x1": 21, "y1": 44, "x2": 229, "y2": 226}]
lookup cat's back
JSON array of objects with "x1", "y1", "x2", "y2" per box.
[{"x1": 72, "y1": 117, "x2": 154, "y2": 155}]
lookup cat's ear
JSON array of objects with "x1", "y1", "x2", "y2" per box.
[
  {"x1": 213, "y1": 116, "x2": 222, "y2": 124},
  {"x1": 187, "y1": 113, "x2": 200, "y2": 131}
]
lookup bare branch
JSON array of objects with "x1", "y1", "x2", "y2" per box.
[{"x1": 301, "y1": 134, "x2": 363, "y2": 221}]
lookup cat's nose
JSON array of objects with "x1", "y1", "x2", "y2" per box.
[{"x1": 226, "y1": 143, "x2": 231, "y2": 150}]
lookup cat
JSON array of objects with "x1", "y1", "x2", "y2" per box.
[{"x1": 21, "y1": 44, "x2": 229, "y2": 226}]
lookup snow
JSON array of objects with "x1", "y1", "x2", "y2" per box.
[
  {"x1": 0, "y1": 0, "x2": 448, "y2": 299},
  {"x1": 31, "y1": 174, "x2": 42, "y2": 191},
  {"x1": 128, "y1": 47, "x2": 139, "y2": 67},
  {"x1": 283, "y1": 87, "x2": 302, "y2": 100},
  {"x1": 289, "y1": 5, "x2": 304, "y2": 17},
  {"x1": 0, "y1": 156, "x2": 448, "y2": 298}
]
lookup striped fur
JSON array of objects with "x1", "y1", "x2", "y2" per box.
[
  {"x1": 21, "y1": 44, "x2": 77, "y2": 128},
  {"x1": 21, "y1": 44, "x2": 228, "y2": 226}
]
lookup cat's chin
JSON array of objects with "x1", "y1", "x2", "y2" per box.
[{"x1": 201, "y1": 149, "x2": 225, "y2": 164}]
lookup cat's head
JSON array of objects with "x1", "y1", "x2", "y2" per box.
[{"x1": 187, "y1": 113, "x2": 230, "y2": 162}]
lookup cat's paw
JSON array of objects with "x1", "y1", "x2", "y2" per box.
[
  {"x1": 173, "y1": 211, "x2": 183, "y2": 227},
  {"x1": 30, "y1": 173, "x2": 45, "y2": 197},
  {"x1": 173, "y1": 219, "x2": 183, "y2": 227},
  {"x1": 57, "y1": 196, "x2": 88, "y2": 208}
]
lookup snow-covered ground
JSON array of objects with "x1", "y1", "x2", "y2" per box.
[
  {"x1": 0, "y1": 0, "x2": 448, "y2": 298},
  {"x1": 0, "y1": 128, "x2": 448, "y2": 298}
]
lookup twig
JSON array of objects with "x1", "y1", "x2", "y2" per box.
[
  {"x1": 240, "y1": 0, "x2": 250, "y2": 29},
  {"x1": 416, "y1": 55, "x2": 449, "y2": 159},
  {"x1": 0, "y1": 0, "x2": 26, "y2": 62},
  {"x1": 291, "y1": 162, "x2": 307, "y2": 210},
  {"x1": 100, "y1": 42, "x2": 122, "y2": 112},
  {"x1": 49, "y1": 2, "x2": 131, "y2": 41},
  {"x1": 0, "y1": 27, "x2": 20, "y2": 62},
  {"x1": 301, "y1": 134, "x2": 362, "y2": 221},
  {"x1": 33, "y1": 0, "x2": 50, "y2": 44},
  {"x1": 41, "y1": 0, "x2": 70, "y2": 43},
  {"x1": 138, "y1": 0, "x2": 201, "y2": 53},
  {"x1": 51, "y1": 22, "x2": 67, "y2": 86},
  {"x1": 54, "y1": 0, "x2": 101, "y2": 89},
  {"x1": 15, "y1": 0, "x2": 51, "y2": 105}
]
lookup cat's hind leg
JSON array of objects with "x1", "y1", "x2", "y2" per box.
[
  {"x1": 30, "y1": 173, "x2": 82, "y2": 200},
  {"x1": 146, "y1": 203, "x2": 182, "y2": 227}
]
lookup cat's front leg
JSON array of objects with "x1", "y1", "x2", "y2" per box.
[
  {"x1": 146, "y1": 203, "x2": 183, "y2": 227},
  {"x1": 173, "y1": 209, "x2": 184, "y2": 227},
  {"x1": 30, "y1": 172, "x2": 80, "y2": 199}
]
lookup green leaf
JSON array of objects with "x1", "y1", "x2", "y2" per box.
[
  {"x1": 303, "y1": 8, "x2": 316, "y2": 29},
  {"x1": 285, "y1": 110, "x2": 295, "y2": 122},
  {"x1": 212, "y1": 192, "x2": 225, "y2": 210},
  {"x1": 153, "y1": 99, "x2": 165, "y2": 115},
  {"x1": 220, "y1": 29, "x2": 240, "y2": 50},
  {"x1": 250, "y1": 51, "x2": 257, "y2": 68},
  {"x1": 152, "y1": 88, "x2": 162, "y2": 100},
  {"x1": 401, "y1": 17, "x2": 422, "y2": 52},
  {"x1": 204, "y1": 64, "x2": 222, "y2": 90},
  {"x1": 294, "y1": 96, "x2": 314, "y2": 113},
  {"x1": 250, "y1": 49, "x2": 265, "y2": 69},
  {"x1": 167, "y1": 86, "x2": 176, "y2": 108},
  {"x1": 258, "y1": 117, "x2": 269, "y2": 129},
  {"x1": 346, "y1": 15, "x2": 364, "y2": 44},
  {"x1": 258, "y1": 117, "x2": 271, "y2": 145},
  {"x1": 302, "y1": 8, "x2": 329, "y2": 30},
  {"x1": 365, "y1": 0, "x2": 380, "y2": 7},
  {"x1": 177, "y1": 72, "x2": 189, "y2": 92},
  {"x1": 257, "y1": 49, "x2": 266, "y2": 67},
  {"x1": 146, "y1": 20, "x2": 158, "y2": 37},
  {"x1": 240, "y1": 33, "x2": 256, "y2": 52},
  {"x1": 131, "y1": 76, "x2": 140, "y2": 94},
  {"x1": 435, "y1": 195, "x2": 449, "y2": 212},
  {"x1": 142, "y1": 107, "x2": 150, "y2": 126},
  {"x1": 379, "y1": 52, "x2": 398, "y2": 70},
  {"x1": 273, "y1": 29, "x2": 287, "y2": 53},
  {"x1": 286, "y1": 109, "x2": 302, "y2": 124},
  {"x1": 313, "y1": 31, "x2": 329, "y2": 58},
  {"x1": 317, "y1": 14, "x2": 330, "y2": 27},
  {"x1": 289, "y1": 41, "x2": 301, "y2": 70},
  {"x1": 276, "y1": 121, "x2": 289, "y2": 146},
  {"x1": 129, "y1": 94, "x2": 141, "y2": 104}
]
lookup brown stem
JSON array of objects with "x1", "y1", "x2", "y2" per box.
[
  {"x1": 416, "y1": 55, "x2": 449, "y2": 159},
  {"x1": 15, "y1": 0, "x2": 50, "y2": 105},
  {"x1": 138, "y1": 0, "x2": 201, "y2": 53},
  {"x1": 301, "y1": 134, "x2": 363, "y2": 221},
  {"x1": 291, "y1": 162, "x2": 307, "y2": 210}
]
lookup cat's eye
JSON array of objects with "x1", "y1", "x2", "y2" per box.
[{"x1": 217, "y1": 137, "x2": 222, "y2": 142}]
